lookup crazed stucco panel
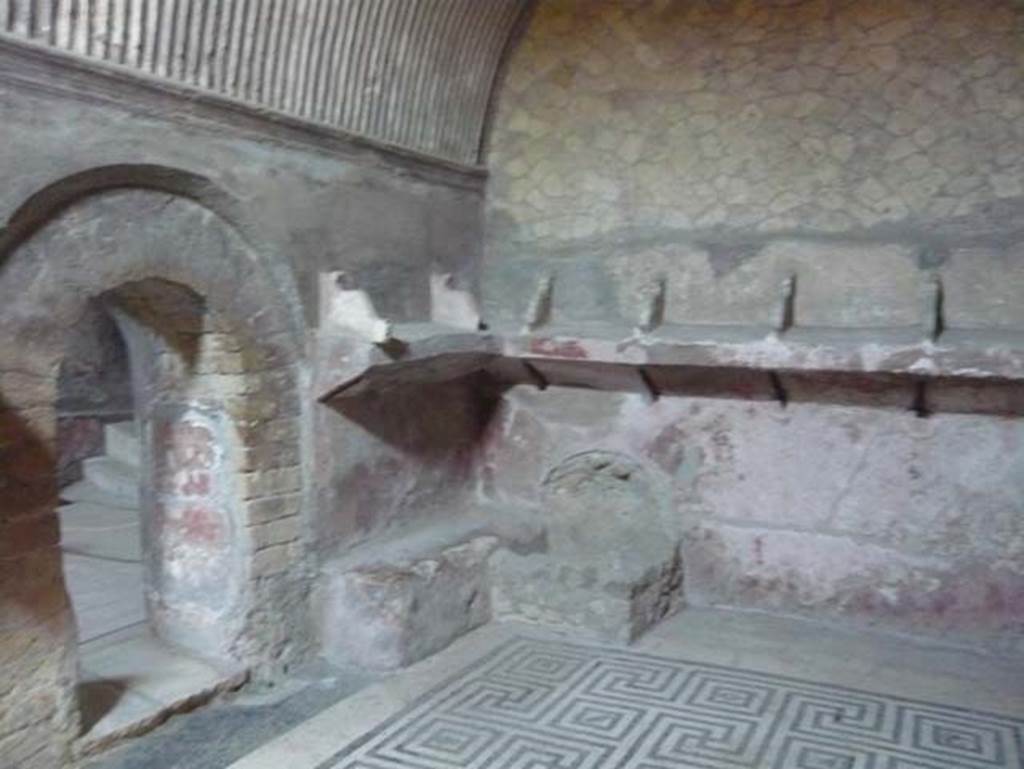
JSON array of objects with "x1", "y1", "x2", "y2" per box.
[
  {"x1": 485, "y1": 0, "x2": 1024, "y2": 329},
  {"x1": 490, "y1": 0, "x2": 1024, "y2": 239}
]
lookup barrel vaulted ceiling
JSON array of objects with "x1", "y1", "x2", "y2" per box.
[{"x1": 0, "y1": 0, "x2": 530, "y2": 165}]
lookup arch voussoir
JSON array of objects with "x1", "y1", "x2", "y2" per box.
[{"x1": 0, "y1": 177, "x2": 309, "y2": 759}]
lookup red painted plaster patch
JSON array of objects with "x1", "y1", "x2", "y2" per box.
[
  {"x1": 528, "y1": 338, "x2": 589, "y2": 359},
  {"x1": 179, "y1": 471, "x2": 211, "y2": 497},
  {"x1": 178, "y1": 504, "x2": 224, "y2": 546},
  {"x1": 157, "y1": 420, "x2": 216, "y2": 471}
]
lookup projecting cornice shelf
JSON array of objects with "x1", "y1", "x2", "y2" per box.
[
  {"x1": 314, "y1": 323, "x2": 501, "y2": 402},
  {"x1": 313, "y1": 270, "x2": 1024, "y2": 410},
  {"x1": 315, "y1": 322, "x2": 1024, "y2": 403}
]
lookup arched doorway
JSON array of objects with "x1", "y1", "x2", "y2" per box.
[{"x1": 0, "y1": 179, "x2": 307, "y2": 760}]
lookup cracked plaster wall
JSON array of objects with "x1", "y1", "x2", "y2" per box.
[
  {"x1": 484, "y1": 0, "x2": 1024, "y2": 329},
  {"x1": 480, "y1": 0, "x2": 1024, "y2": 648},
  {"x1": 481, "y1": 386, "x2": 1024, "y2": 653}
]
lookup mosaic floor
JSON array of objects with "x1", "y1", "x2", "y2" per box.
[{"x1": 320, "y1": 637, "x2": 1024, "y2": 769}]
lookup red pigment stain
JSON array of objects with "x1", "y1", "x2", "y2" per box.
[
  {"x1": 528, "y1": 338, "x2": 589, "y2": 359},
  {"x1": 180, "y1": 471, "x2": 211, "y2": 497},
  {"x1": 645, "y1": 422, "x2": 687, "y2": 474},
  {"x1": 157, "y1": 421, "x2": 216, "y2": 471},
  {"x1": 178, "y1": 505, "x2": 223, "y2": 545},
  {"x1": 846, "y1": 575, "x2": 1024, "y2": 627}
]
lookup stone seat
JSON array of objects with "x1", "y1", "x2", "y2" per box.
[
  {"x1": 489, "y1": 451, "x2": 685, "y2": 643},
  {"x1": 314, "y1": 513, "x2": 532, "y2": 672}
]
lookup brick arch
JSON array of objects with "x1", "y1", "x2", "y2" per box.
[
  {"x1": 0, "y1": 183, "x2": 307, "y2": 764},
  {"x1": 0, "y1": 162, "x2": 304, "y2": 345}
]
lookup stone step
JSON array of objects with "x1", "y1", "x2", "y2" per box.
[
  {"x1": 104, "y1": 420, "x2": 141, "y2": 468},
  {"x1": 61, "y1": 478, "x2": 138, "y2": 510},
  {"x1": 58, "y1": 500, "x2": 138, "y2": 531},
  {"x1": 59, "y1": 501, "x2": 141, "y2": 561},
  {"x1": 82, "y1": 455, "x2": 139, "y2": 501},
  {"x1": 77, "y1": 626, "x2": 248, "y2": 757}
]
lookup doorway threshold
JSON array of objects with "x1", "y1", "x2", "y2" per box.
[{"x1": 76, "y1": 624, "x2": 248, "y2": 757}]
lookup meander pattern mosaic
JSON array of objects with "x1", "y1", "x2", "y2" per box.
[{"x1": 322, "y1": 638, "x2": 1024, "y2": 769}]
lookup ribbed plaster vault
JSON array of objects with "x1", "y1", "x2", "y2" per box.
[{"x1": 0, "y1": 0, "x2": 529, "y2": 164}]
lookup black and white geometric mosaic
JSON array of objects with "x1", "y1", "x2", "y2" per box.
[{"x1": 320, "y1": 638, "x2": 1024, "y2": 769}]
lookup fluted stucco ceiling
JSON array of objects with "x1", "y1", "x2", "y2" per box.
[{"x1": 1, "y1": 0, "x2": 529, "y2": 165}]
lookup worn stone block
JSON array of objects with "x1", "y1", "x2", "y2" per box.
[
  {"x1": 317, "y1": 536, "x2": 497, "y2": 671},
  {"x1": 250, "y1": 542, "x2": 301, "y2": 578},
  {"x1": 239, "y1": 466, "x2": 303, "y2": 499},
  {"x1": 491, "y1": 546, "x2": 682, "y2": 643},
  {"x1": 223, "y1": 392, "x2": 281, "y2": 421},
  {"x1": 490, "y1": 451, "x2": 683, "y2": 643},
  {"x1": 242, "y1": 494, "x2": 303, "y2": 525},
  {"x1": 251, "y1": 516, "x2": 301, "y2": 550},
  {"x1": 240, "y1": 440, "x2": 302, "y2": 472}
]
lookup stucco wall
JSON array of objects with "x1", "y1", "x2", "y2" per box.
[
  {"x1": 481, "y1": 385, "x2": 1024, "y2": 654},
  {"x1": 0, "y1": 42, "x2": 490, "y2": 549},
  {"x1": 0, "y1": 46, "x2": 489, "y2": 765},
  {"x1": 479, "y1": 0, "x2": 1024, "y2": 649},
  {"x1": 484, "y1": 0, "x2": 1024, "y2": 328},
  {"x1": 1, "y1": 55, "x2": 485, "y2": 326},
  {"x1": 2, "y1": 50, "x2": 491, "y2": 526}
]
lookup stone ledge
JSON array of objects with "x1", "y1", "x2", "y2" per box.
[{"x1": 315, "y1": 321, "x2": 1024, "y2": 412}]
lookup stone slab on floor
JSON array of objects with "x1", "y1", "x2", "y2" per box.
[
  {"x1": 228, "y1": 612, "x2": 1024, "y2": 769},
  {"x1": 77, "y1": 625, "x2": 248, "y2": 757},
  {"x1": 81, "y1": 659, "x2": 381, "y2": 769}
]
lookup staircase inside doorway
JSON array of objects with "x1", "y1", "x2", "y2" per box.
[
  {"x1": 59, "y1": 421, "x2": 247, "y2": 755},
  {"x1": 61, "y1": 420, "x2": 144, "y2": 644}
]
